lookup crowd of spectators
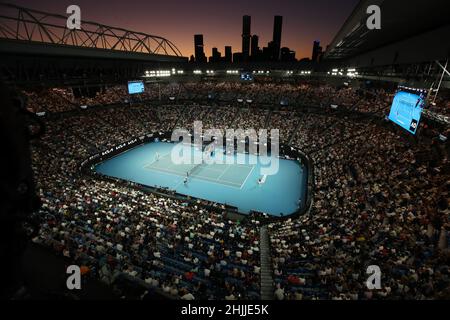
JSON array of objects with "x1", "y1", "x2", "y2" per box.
[
  {"x1": 22, "y1": 87, "x2": 76, "y2": 113},
  {"x1": 269, "y1": 114, "x2": 450, "y2": 300},
  {"x1": 26, "y1": 80, "x2": 449, "y2": 300},
  {"x1": 22, "y1": 80, "x2": 449, "y2": 117}
]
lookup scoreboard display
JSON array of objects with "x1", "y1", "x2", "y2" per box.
[
  {"x1": 240, "y1": 72, "x2": 253, "y2": 81},
  {"x1": 127, "y1": 80, "x2": 145, "y2": 94},
  {"x1": 388, "y1": 89, "x2": 425, "y2": 135}
]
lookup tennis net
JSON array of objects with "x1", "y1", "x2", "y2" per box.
[{"x1": 187, "y1": 162, "x2": 203, "y2": 176}]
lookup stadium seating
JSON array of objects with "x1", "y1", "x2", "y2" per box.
[{"x1": 28, "y1": 81, "x2": 449, "y2": 300}]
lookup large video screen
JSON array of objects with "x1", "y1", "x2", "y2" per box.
[
  {"x1": 127, "y1": 80, "x2": 145, "y2": 94},
  {"x1": 388, "y1": 90, "x2": 425, "y2": 134}
]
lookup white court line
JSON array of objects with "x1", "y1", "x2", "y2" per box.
[
  {"x1": 240, "y1": 165, "x2": 256, "y2": 190},
  {"x1": 186, "y1": 173, "x2": 242, "y2": 188},
  {"x1": 216, "y1": 164, "x2": 232, "y2": 181},
  {"x1": 193, "y1": 168, "x2": 228, "y2": 182},
  {"x1": 141, "y1": 151, "x2": 173, "y2": 170},
  {"x1": 191, "y1": 164, "x2": 253, "y2": 188},
  {"x1": 148, "y1": 163, "x2": 243, "y2": 188},
  {"x1": 190, "y1": 164, "x2": 243, "y2": 188},
  {"x1": 144, "y1": 165, "x2": 188, "y2": 179},
  {"x1": 142, "y1": 150, "x2": 252, "y2": 189},
  {"x1": 234, "y1": 163, "x2": 255, "y2": 168},
  {"x1": 200, "y1": 166, "x2": 224, "y2": 173},
  {"x1": 174, "y1": 178, "x2": 185, "y2": 189}
]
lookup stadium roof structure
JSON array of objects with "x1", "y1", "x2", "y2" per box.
[
  {"x1": 0, "y1": 2, "x2": 187, "y2": 63},
  {"x1": 324, "y1": 0, "x2": 449, "y2": 60}
]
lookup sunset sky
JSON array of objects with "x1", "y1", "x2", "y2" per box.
[{"x1": 14, "y1": 0, "x2": 359, "y2": 59}]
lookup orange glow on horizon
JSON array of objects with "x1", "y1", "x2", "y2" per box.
[{"x1": 12, "y1": 0, "x2": 359, "y2": 60}]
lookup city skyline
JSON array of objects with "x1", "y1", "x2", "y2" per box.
[
  {"x1": 200, "y1": 15, "x2": 297, "y2": 64},
  {"x1": 12, "y1": 0, "x2": 359, "y2": 59}
]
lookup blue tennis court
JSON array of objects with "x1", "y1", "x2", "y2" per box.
[
  {"x1": 144, "y1": 149, "x2": 254, "y2": 188},
  {"x1": 94, "y1": 142, "x2": 306, "y2": 216}
]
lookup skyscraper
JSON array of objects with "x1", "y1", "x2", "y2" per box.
[
  {"x1": 210, "y1": 47, "x2": 221, "y2": 63},
  {"x1": 272, "y1": 15, "x2": 283, "y2": 61},
  {"x1": 194, "y1": 34, "x2": 207, "y2": 63},
  {"x1": 280, "y1": 47, "x2": 296, "y2": 62},
  {"x1": 312, "y1": 40, "x2": 321, "y2": 62},
  {"x1": 251, "y1": 35, "x2": 259, "y2": 59},
  {"x1": 233, "y1": 52, "x2": 243, "y2": 63},
  {"x1": 242, "y1": 15, "x2": 251, "y2": 61},
  {"x1": 224, "y1": 46, "x2": 232, "y2": 63}
]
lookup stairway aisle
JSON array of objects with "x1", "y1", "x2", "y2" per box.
[
  {"x1": 287, "y1": 114, "x2": 304, "y2": 145},
  {"x1": 260, "y1": 226, "x2": 274, "y2": 300}
]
